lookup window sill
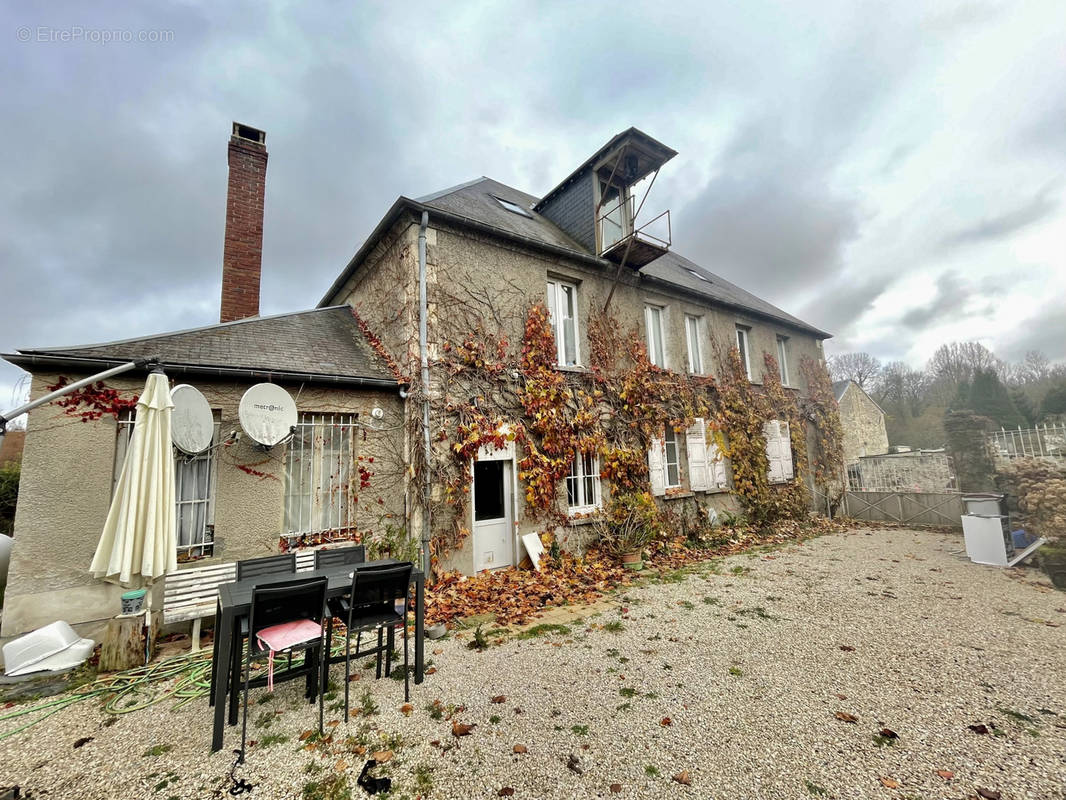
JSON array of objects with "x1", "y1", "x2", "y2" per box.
[
  {"x1": 697, "y1": 487, "x2": 731, "y2": 495},
  {"x1": 566, "y1": 512, "x2": 600, "y2": 526},
  {"x1": 554, "y1": 364, "x2": 587, "y2": 374},
  {"x1": 662, "y1": 489, "x2": 691, "y2": 499}
]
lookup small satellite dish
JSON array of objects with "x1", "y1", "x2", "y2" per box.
[
  {"x1": 170, "y1": 384, "x2": 214, "y2": 455},
  {"x1": 238, "y1": 383, "x2": 297, "y2": 448}
]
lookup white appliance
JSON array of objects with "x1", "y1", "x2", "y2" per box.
[{"x1": 962, "y1": 514, "x2": 1047, "y2": 568}]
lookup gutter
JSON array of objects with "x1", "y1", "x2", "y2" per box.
[
  {"x1": 418, "y1": 211, "x2": 432, "y2": 578},
  {"x1": 3, "y1": 353, "x2": 405, "y2": 392}
]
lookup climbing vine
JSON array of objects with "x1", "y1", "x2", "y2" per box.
[{"x1": 45, "y1": 378, "x2": 138, "y2": 422}]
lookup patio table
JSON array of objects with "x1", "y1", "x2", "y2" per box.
[{"x1": 208, "y1": 558, "x2": 425, "y2": 752}]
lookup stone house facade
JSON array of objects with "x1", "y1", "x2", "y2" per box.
[
  {"x1": 2, "y1": 125, "x2": 838, "y2": 638},
  {"x1": 833, "y1": 380, "x2": 889, "y2": 466}
]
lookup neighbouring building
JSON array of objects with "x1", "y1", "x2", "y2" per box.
[
  {"x1": 2, "y1": 125, "x2": 838, "y2": 638},
  {"x1": 833, "y1": 379, "x2": 889, "y2": 466}
]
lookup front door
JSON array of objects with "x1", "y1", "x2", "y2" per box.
[{"x1": 473, "y1": 459, "x2": 512, "y2": 571}]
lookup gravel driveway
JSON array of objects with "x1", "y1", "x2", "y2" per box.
[{"x1": 2, "y1": 527, "x2": 1064, "y2": 799}]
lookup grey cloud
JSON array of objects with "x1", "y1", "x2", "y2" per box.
[
  {"x1": 939, "y1": 188, "x2": 1059, "y2": 250},
  {"x1": 899, "y1": 271, "x2": 981, "y2": 329},
  {"x1": 999, "y1": 305, "x2": 1066, "y2": 363}
]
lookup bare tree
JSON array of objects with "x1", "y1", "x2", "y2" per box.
[
  {"x1": 876, "y1": 361, "x2": 929, "y2": 417},
  {"x1": 926, "y1": 341, "x2": 998, "y2": 385},
  {"x1": 828, "y1": 352, "x2": 882, "y2": 389}
]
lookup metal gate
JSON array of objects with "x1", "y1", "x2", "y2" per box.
[{"x1": 843, "y1": 490, "x2": 963, "y2": 527}]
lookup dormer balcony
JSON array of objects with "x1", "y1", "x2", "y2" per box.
[{"x1": 598, "y1": 202, "x2": 671, "y2": 268}]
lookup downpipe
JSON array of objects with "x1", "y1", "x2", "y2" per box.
[{"x1": 418, "y1": 211, "x2": 432, "y2": 579}]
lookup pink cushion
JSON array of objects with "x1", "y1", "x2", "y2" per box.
[{"x1": 256, "y1": 619, "x2": 322, "y2": 652}]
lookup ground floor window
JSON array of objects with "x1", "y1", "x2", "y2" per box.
[
  {"x1": 284, "y1": 413, "x2": 356, "y2": 537},
  {"x1": 114, "y1": 411, "x2": 219, "y2": 560},
  {"x1": 567, "y1": 451, "x2": 601, "y2": 513}
]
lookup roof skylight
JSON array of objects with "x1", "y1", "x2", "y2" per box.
[
  {"x1": 493, "y1": 196, "x2": 533, "y2": 218},
  {"x1": 686, "y1": 268, "x2": 711, "y2": 283}
]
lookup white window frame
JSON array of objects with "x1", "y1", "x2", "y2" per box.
[
  {"x1": 685, "y1": 417, "x2": 729, "y2": 491},
  {"x1": 777, "y1": 335, "x2": 790, "y2": 386},
  {"x1": 284, "y1": 412, "x2": 357, "y2": 538},
  {"x1": 546, "y1": 279, "x2": 580, "y2": 367},
  {"x1": 566, "y1": 451, "x2": 601, "y2": 514},
  {"x1": 763, "y1": 420, "x2": 795, "y2": 484},
  {"x1": 645, "y1": 304, "x2": 667, "y2": 368},
  {"x1": 648, "y1": 425, "x2": 681, "y2": 496},
  {"x1": 685, "y1": 314, "x2": 704, "y2": 375},
  {"x1": 115, "y1": 411, "x2": 219, "y2": 560},
  {"x1": 736, "y1": 325, "x2": 752, "y2": 380},
  {"x1": 493, "y1": 195, "x2": 532, "y2": 218}
]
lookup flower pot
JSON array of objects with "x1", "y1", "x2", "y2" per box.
[
  {"x1": 120, "y1": 589, "x2": 147, "y2": 615},
  {"x1": 621, "y1": 551, "x2": 643, "y2": 571}
]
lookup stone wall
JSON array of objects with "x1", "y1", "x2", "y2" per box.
[{"x1": 837, "y1": 382, "x2": 889, "y2": 465}]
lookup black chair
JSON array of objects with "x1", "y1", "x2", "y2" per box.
[
  {"x1": 314, "y1": 545, "x2": 366, "y2": 570},
  {"x1": 236, "y1": 553, "x2": 296, "y2": 581},
  {"x1": 239, "y1": 576, "x2": 328, "y2": 762},
  {"x1": 339, "y1": 563, "x2": 414, "y2": 714},
  {"x1": 228, "y1": 553, "x2": 297, "y2": 725}
]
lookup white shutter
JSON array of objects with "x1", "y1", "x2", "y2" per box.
[
  {"x1": 686, "y1": 418, "x2": 710, "y2": 492},
  {"x1": 648, "y1": 437, "x2": 666, "y2": 496},
  {"x1": 707, "y1": 438, "x2": 729, "y2": 489},
  {"x1": 779, "y1": 421, "x2": 794, "y2": 480},
  {"x1": 764, "y1": 421, "x2": 782, "y2": 483}
]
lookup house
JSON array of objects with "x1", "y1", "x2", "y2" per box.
[
  {"x1": 833, "y1": 379, "x2": 889, "y2": 466},
  {"x1": 2, "y1": 125, "x2": 840, "y2": 638}
]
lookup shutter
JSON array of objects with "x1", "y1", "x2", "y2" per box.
[
  {"x1": 707, "y1": 438, "x2": 729, "y2": 489},
  {"x1": 780, "y1": 421, "x2": 794, "y2": 480},
  {"x1": 686, "y1": 418, "x2": 709, "y2": 492},
  {"x1": 648, "y1": 437, "x2": 666, "y2": 496},
  {"x1": 764, "y1": 421, "x2": 782, "y2": 483}
]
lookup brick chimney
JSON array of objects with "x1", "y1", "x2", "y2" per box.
[{"x1": 220, "y1": 122, "x2": 267, "y2": 323}]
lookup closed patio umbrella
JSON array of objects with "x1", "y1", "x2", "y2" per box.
[{"x1": 90, "y1": 370, "x2": 177, "y2": 586}]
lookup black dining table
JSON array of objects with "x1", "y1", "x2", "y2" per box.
[{"x1": 208, "y1": 558, "x2": 425, "y2": 752}]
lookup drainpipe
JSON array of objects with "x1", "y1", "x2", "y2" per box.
[{"x1": 418, "y1": 212, "x2": 432, "y2": 579}]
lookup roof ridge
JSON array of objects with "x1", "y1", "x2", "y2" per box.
[
  {"x1": 415, "y1": 176, "x2": 492, "y2": 204},
  {"x1": 21, "y1": 305, "x2": 350, "y2": 355}
]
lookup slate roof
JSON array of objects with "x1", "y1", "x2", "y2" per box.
[
  {"x1": 833, "y1": 379, "x2": 851, "y2": 402},
  {"x1": 413, "y1": 177, "x2": 829, "y2": 338},
  {"x1": 5, "y1": 306, "x2": 399, "y2": 387}
]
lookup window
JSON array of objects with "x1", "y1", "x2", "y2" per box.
[
  {"x1": 114, "y1": 411, "x2": 219, "y2": 559},
  {"x1": 763, "y1": 420, "x2": 795, "y2": 484},
  {"x1": 648, "y1": 425, "x2": 682, "y2": 495},
  {"x1": 285, "y1": 413, "x2": 356, "y2": 537},
  {"x1": 685, "y1": 315, "x2": 704, "y2": 374},
  {"x1": 685, "y1": 268, "x2": 710, "y2": 283},
  {"x1": 493, "y1": 195, "x2": 533, "y2": 217},
  {"x1": 645, "y1": 304, "x2": 666, "y2": 368},
  {"x1": 598, "y1": 181, "x2": 631, "y2": 252},
  {"x1": 685, "y1": 417, "x2": 729, "y2": 491},
  {"x1": 776, "y1": 336, "x2": 790, "y2": 385},
  {"x1": 546, "y1": 279, "x2": 580, "y2": 367},
  {"x1": 736, "y1": 325, "x2": 752, "y2": 380},
  {"x1": 566, "y1": 452, "x2": 601, "y2": 513}
]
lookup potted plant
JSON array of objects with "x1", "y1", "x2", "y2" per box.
[{"x1": 594, "y1": 492, "x2": 661, "y2": 571}]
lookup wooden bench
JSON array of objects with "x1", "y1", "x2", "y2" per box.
[{"x1": 162, "y1": 550, "x2": 319, "y2": 650}]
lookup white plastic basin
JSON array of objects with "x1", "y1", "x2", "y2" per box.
[{"x1": 3, "y1": 620, "x2": 96, "y2": 676}]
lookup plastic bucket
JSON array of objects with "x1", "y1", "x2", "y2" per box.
[{"x1": 120, "y1": 589, "x2": 147, "y2": 614}]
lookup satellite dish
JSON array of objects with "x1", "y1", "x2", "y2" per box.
[
  {"x1": 238, "y1": 383, "x2": 297, "y2": 448},
  {"x1": 170, "y1": 384, "x2": 214, "y2": 455}
]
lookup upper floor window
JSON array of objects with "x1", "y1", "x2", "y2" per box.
[
  {"x1": 567, "y1": 451, "x2": 601, "y2": 514},
  {"x1": 546, "y1": 279, "x2": 579, "y2": 367},
  {"x1": 685, "y1": 314, "x2": 704, "y2": 374},
  {"x1": 115, "y1": 410, "x2": 219, "y2": 560},
  {"x1": 736, "y1": 324, "x2": 752, "y2": 380},
  {"x1": 598, "y1": 181, "x2": 631, "y2": 252},
  {"x1": 645, "y1": 304, "x2": 666, "y2": 368},
  {"x1": 284, "y1": 413, "x2": 356, "y2": 537},
  {"x1": 776, "y1": 335, "x2": 790, "y2": 385}
]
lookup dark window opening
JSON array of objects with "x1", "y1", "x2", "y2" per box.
[{"x1": 473, "y1": 460, "x2": 505, "y2": 521}]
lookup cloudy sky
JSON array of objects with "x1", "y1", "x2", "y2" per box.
[{"x1": 2, "y1": 0, "x2": 1063, "y2": 408}]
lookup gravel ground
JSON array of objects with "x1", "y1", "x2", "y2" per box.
[{"x1": 2, "y1": 527, "x2": 1064, "y2": 799}]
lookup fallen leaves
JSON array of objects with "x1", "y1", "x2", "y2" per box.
[
  {"x1": 451, "y1": 721, "x2": 476, "y2": 738},
  {"x1": 567, "y1": 753, "x2": 584, "y2": 774},
  {"x1": 879, "y1": 777, "x2": 899, "y2": 789},
  {"x1": 334, "y1": 759, "x2": 348, "y2": 772},
  {"x1": 498, "y1": 788, "x2": 515, "y2": 797},
  {"x1": 673, "y1": 770, "x2": 692, "y2": 785},
  {"x1": 968, "y1": 723, "x2": 991, "y2": 735},
  {"x1": 371, "y1": 749, "x2": 393, "y2": 763},
  {"x1": 660, "y1": 717, "x2": 673, "y2": 727},
  {"x1": 610, "y1": 784, "x2": 622, "y2": 794},
  {"x1": 72, "y1": 737, "x2": 93, "y2": 749},
  {"x1": 512, "y1": 744, "x2": 528, "y2": 754},
  {"x1": 877, "y1": 728, "x2": 898, "y2": 740},
  {"x1": 834, "y1": 711, "x2": 859, "y2": 723},
  {"x1": 400, "y1": 703, "x2": 413, "y2": 716},
  {"x1": 839, "y1": 645, "x2": 855, "y2": 652},
  {"x1": 491, "y1": 695, "x2": 507, "y2": 704},
  {"x1": 935, "y1": 769, "x2": 954, "y2": 779},
  {"x1": 976, "y1": 789, "x2": 1001, "y2": 800}
]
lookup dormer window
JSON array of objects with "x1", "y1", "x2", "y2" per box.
[
  {"x1": 597, "y1": 181, "x2": 631, "y2": 251},
  {"x1": 493, "y1": 196, "x2": 533, "y2": 218}
]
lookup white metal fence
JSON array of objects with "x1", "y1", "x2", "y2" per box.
[
  {"x1": 845, "y1": 452, "x2": 957, "y2": 493},
  {"x1": 989, "y1": 423, "x2": 1066, "y2": 461}
]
